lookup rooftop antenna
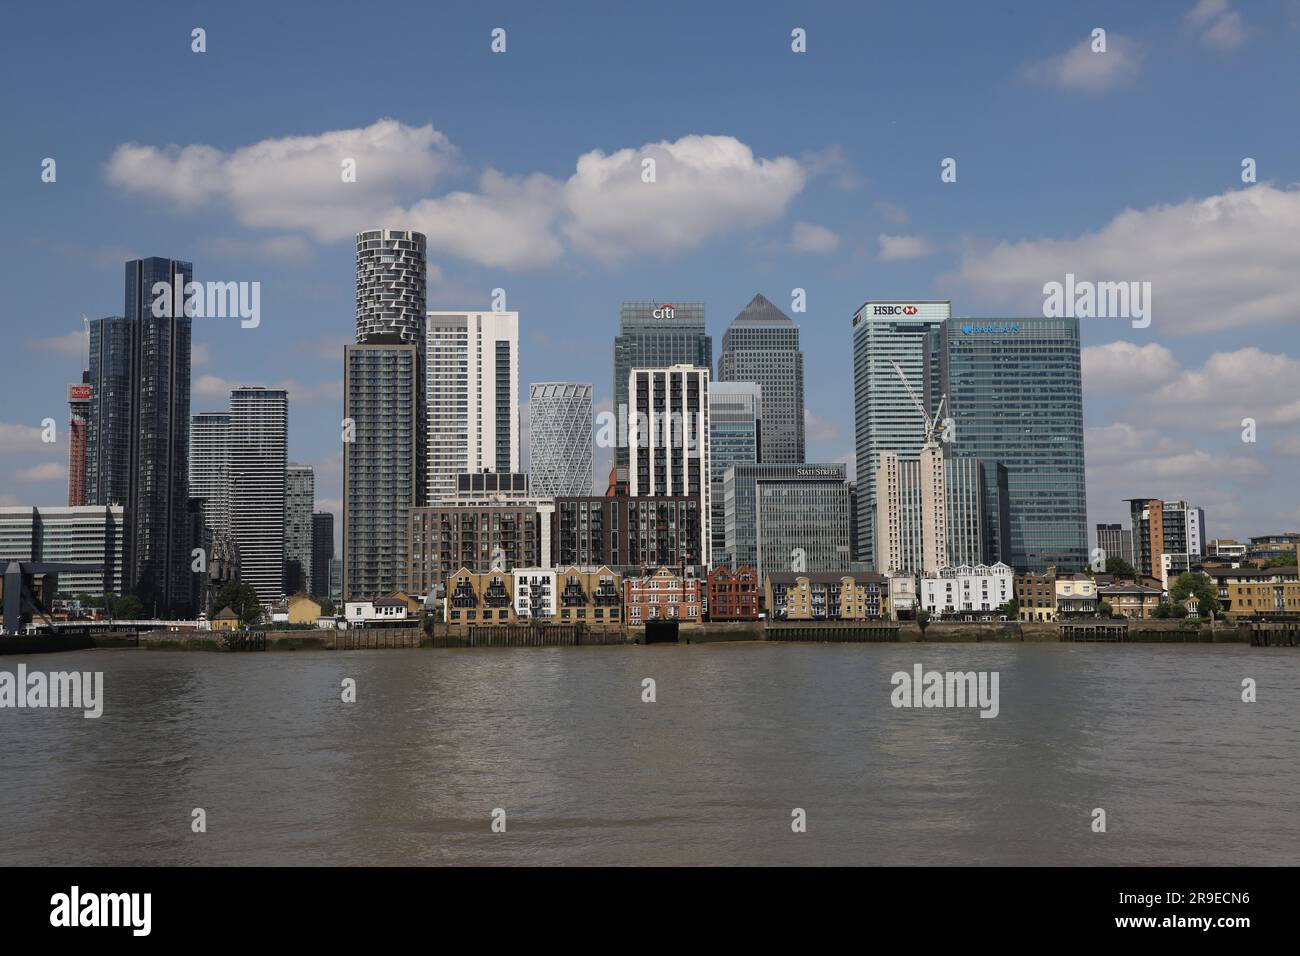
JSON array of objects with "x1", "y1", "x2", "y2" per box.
[{"x1": 81, "y1": 314, "x2": 90, "y2": 372}]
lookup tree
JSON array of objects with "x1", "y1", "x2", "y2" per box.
[
  {"x1": 1098, "y1": 599, "x2": 1113, "y2": 619},
  {"x1": 317, "y1": 597, "x2": 336, "y2": 616},
  {"x1": 1104, "y1": 556, "x2": 1137, "y2": 579},
  {"x1": 998, "y1": 597, "x2": 1019, "y2": 619},
  {"x1": 213, "y1": 580, "x2": 263, "y2": 625},
  {"x1": 1169, "y1": 571, "x2": 1220, "y2": 617},
  {"x1": 916, "y1": 608, "x2": 931, "y2": 635},
  {"x1": 1262, "y1": 555, "x2": 1296, "y2": 569},
  {"x1": 103, "y1": 594, "x2": 144, "y2": 620}
]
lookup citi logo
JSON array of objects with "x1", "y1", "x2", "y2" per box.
[
  {"x1": 652, "y1": 304, "x2": 676, "y2": 319},
  {"x1": 872, "y1": 305, "x2": 919, "y2": 316}
]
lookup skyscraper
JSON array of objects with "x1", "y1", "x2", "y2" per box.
[
  {"x1": 355, "y1": 230, "x2": 427, "y2": 344},
  {"x1": 344, "y1": 229, "x2": 428, "y2": 600},
  {"x1": 723, "y1": 462, "x2": 852, "y2": 581},
  {"x1": 85, "y1": 257, "x2": 194, "y2": 614},
  {"x1": 189, "y1": 411, "x2": 232, "y2": 540},
  {"x1": 613, "y1": 301, "x2": 710, "y2": 468},
  {"x1": 708, "y1": 381, "x2": 762, "y2": 565},
  {"x1": 343, "y1": 342, "x2": 421, "y2": 599},
  {"x1": 426, "y1": 311, "x2": 519, "y2": 501},
  {"x1": 67, "y1": 377, "x2": 90, "y2": 507},
  {"x1": 284, "y1": 463, "x2": 314, "y2": 595},
  {"x1": 628, "y1": 365, "x2": 712, "y2": 566},
  {"x1": 851, "y1": 301, "x2": 950, "y2": 569},
  {"x1": 85, "y1": 315, "x2": 131, "y2": 510},
  {"x1": 942, "y1": 317, "x2": 1087, "y2": 572},
  {"x1": 311, "y1": 512, "x2": 334, "y2": 599},
  {"x1": 229, "y1": 387, "x2": 288, "y2": 604},
  {"x1": 718, "y1": 293, "x2": 804, "y2": 463},
  {"x1": 528, "y1": 382, "x2": 593, "y2": 497}
]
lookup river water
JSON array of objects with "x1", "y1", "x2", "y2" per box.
[{"x1": 2, "y1": 643, "x2": 1297, "y2": 865}]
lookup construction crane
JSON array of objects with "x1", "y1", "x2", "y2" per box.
[{"x1": 888, "y1": 359, "x2": 947, "y2": 446}]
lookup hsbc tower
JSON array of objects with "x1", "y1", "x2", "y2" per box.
[{"x1": 851, "y1": 300, "x2": 951, "y2": 568}]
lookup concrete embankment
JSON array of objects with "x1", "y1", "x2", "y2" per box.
[{"x1": 121, "y1": 617, "x2": 1254, "y2": 650}]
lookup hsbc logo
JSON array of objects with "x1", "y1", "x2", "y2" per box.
[
  {"x1": 872, "y1": 305, "x2": 920, "y2": 316},
  {"x1": 652, "y1": 304, "x2": 676, "y2": 319}
]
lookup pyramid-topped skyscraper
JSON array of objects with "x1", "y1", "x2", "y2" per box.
[{"x1": 718, "y1": 293, "x2": 805, "y2": 463}]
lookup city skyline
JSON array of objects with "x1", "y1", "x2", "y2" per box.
[{"x1": 6, "y1": 2, "x2": 1300, "y2": 553}]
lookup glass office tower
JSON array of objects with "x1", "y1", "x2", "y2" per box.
[
  {"x1": 851, "y1": 301, "x2": 951, "y2": 568},
  {"x1": 718, "y1": 294, "x2": 804, "y2": 463},
  {"x1": 941, "y1": 317, "x2": 1087, "y2": 572},
  {"x1": 612, "y1": 301, "x2": 710, "y2": 468},
  {"x1": 86, "y1": 258, "x2": 194, "y2": 614}
]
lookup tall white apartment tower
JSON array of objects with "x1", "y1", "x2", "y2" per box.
[
  {"x1": 229, "y1": 387, "x2": 288, "y2": 604},
  {"x1": 528, "y1": 382, "x2": 593, "y2": 496},
  {"x1": 426, "y1": 311, "x2": 519, "y2": 502},
  {"x1": 628, "y1": 364, "x2": 712, "y2": 566}
]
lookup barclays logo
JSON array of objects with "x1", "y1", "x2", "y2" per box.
[{"x1": 961, "y1": 322, "x2": 1020, "y2": 334}]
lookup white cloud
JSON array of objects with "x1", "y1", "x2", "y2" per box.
[
  {"x1": 191, "y1": 342, "x2": 211, "y2": 368},
  {"x1": 12, "y1": 462, "x2": 65, "y2": 482},
  {"x1": 406, "y1": 170, "x2": 564, "y2": 270},
  {"x1": 804, "y1": 407, "x2": 841, "y2": 442},
  {"x1": 951, "y1": 185, "x2": 1300, "y2": 333},
  {"x1": 1085, "y1": 422, "x2": 1265, "y2": 532},
  {"x1": 1272, "y1": 433, "x2": 1300, "y2": 457},
  {"x1": 105, "y1": 119, "x2": 457, "y2": 242},
  {"x1": 1147, "y1": 347, "x2": 1300, "y2": 427},
  {"x1": 562, "y1": 135, "x2": 805, "y2": 261},
  {"x1": 106, "y1": 126, "x2": 805, "y2": 271},
  {"x1": 790, "y1": 222, "x2": 840, "y2": 254},
  {"x1": 877, "y1": 233, "x2": 935, "y2": 261},
  {"x1": 1083, "y1": 345, "x2": 1300, "y2": 428},
  {"x1": 0, "y1": 423, "x2": 50, "y2": 453},
  {"x1": 801, "y1": 144, "x2": 861, "y2": 190},
  {"x1": 874, "y1": 201, "x2": 910, "y2": 225},
  {"x1": 204, "y1": 235, "x2": 313, "y2": 264},
  {"x1": 1187, "y1": 1, "x2": 1246, "y2": 51},
  {"x1": 23, "y1": 330, "x2": 86, "y2": 358},
  {"x1": 1081, "y1": 341, "x2": 1180, "y2": 392},
  {"x1": 1024, "y1": 34, "x2": 1145, "y2": 93}
]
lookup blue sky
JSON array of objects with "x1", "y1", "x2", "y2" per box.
[{"x1": 3, "y1": 0, "x2": 1298, "y2": 547}]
